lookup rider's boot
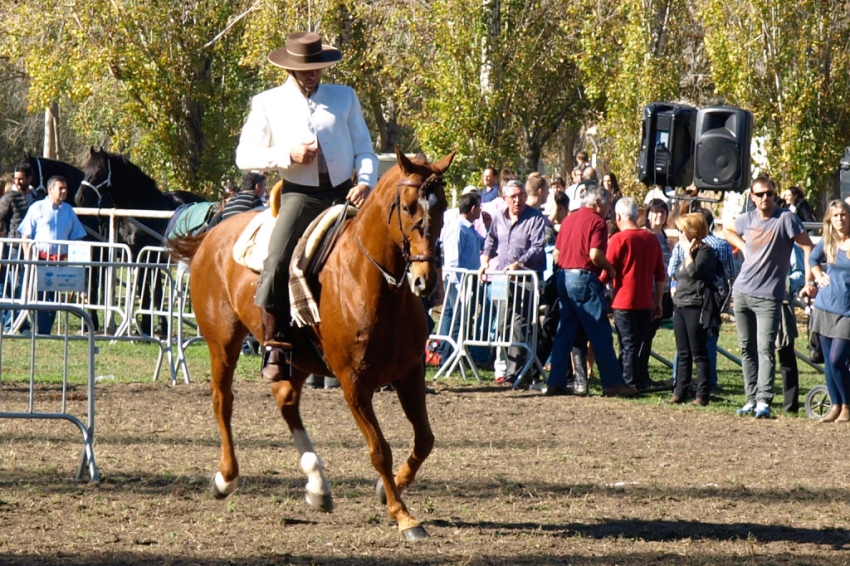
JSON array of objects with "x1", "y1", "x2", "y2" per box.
[{"x1": 260, "y1": 308, "x2": 293, "y2": 383}]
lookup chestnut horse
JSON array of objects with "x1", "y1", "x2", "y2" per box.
[{"x1": 169, "y1": 148, "x2": 454, "y2": 540}]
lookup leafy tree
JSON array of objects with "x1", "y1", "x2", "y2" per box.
[
  {"x1": 407, "y1": 0, "x2": 587, "y2": 186},
  {"x1": 577, "y1": 0, "x2": 705, "y2": 196},
  {"x1": 699, "y1": 0, "x2": 850, "y2": 196},
  {"x1": 0, "y1": 0, "x2": 262, "y2": 193}
]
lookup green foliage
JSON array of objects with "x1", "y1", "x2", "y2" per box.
[
  {"x1": 0, "y1": 0, "x2": 261, "y2": 193},
  {"x1": 577, "y1": 0, "x2": 702, "y2": 196},
  {"x1": 699, "y1": 0, "x2": 850, "y2": 195},
  {"x1": 2, "y1": 0, "x2": 850, "y2": 201}
]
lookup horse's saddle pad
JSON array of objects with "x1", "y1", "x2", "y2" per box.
[{"x1": 232, "y1": 204, "x2": 355, "y2": 274}]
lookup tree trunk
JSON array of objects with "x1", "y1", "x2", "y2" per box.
[
  {"x1": 43, "y1": 102, "x2": 60, "y2": 159},
  {"x1": 524, "y1": 144, "x2": 541, "y2": 175}
]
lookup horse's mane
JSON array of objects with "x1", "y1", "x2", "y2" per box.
[{"x1": 25, "y1": 154, "x2": 84, "y2": 180}]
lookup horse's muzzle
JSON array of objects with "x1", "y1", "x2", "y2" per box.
[{"x1": 409, "y1": 264, "x2": 438, "y2": 297}]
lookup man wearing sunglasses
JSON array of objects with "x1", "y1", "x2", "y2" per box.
[{"x1": 723, "y1": 176, "x2": 813, "y2": 419}]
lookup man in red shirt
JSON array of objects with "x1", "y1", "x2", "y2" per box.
[
  {"x1": 546, "y1": 182, "x2": 637, "y2": 397},
  {"x1": 604, "y1": 197, "x2": 665, "y2": 391}
]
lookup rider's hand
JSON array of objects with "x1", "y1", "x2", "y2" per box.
[
  {"x1": 291, "y1": 139, "x2": 318, "y2": 165},
  {"x1": 347, "y1": 183, "x2": 371, "y2": 207}
]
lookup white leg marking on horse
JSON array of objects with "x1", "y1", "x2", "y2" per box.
[
  {"x1": 293, "y1": 429, "x2": 316, "y2": 456},
  {"x1": 300, "y1": 452, "x2": 330, "y2": 495},
  {"x1": 213, "y1": 471, "x2": 238, "y2": 496}
]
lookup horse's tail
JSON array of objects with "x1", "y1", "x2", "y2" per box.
[{"x1": 167, "y1": 232, "x2": 209, "y2": 264}]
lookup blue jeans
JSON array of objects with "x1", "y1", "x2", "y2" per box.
[
  {"x1": 1, "y1": 247, "x2": 30, "y2": 334},
  {"x1": 36, "y1": 292, "x2": 57, "y2": 335},
  {"x1": 548, "y1": 269, "x2": 623, "y2": 390},
  {"x1": 436, "y1": 282, "x2": 460, "y2": 361}
]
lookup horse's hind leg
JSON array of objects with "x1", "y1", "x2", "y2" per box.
[
  {"x1": 343, "y1": 381, "x2": 427, "y2": 540},
  {"x1": 209, "y1": 338, "x2": 244, "y2": 499},
  {"x1": 271, "y1": 371, "x2": 334, "y2": 512}
]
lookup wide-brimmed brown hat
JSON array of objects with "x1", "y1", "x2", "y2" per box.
[{"x1": 268, "y1": 31, "x2": 342, "y2": 71}]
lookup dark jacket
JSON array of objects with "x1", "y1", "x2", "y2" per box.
[
  {"x1": 673, "y1": 243, "x2": 717, "y2": 308},
  {"x1": 793, "y1": 199, "x2": 817, "y2": 224},
  {"x1": 0, "y1": 190, "x2": 31, "y2": 238}
]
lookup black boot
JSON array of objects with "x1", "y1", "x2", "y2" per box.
[{"x1": 260, "y1": 308, "x2": 292, "y2": 383}]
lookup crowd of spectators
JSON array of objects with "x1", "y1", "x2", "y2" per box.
[{"x1": 436, "y1": 155, "x2": 847, "y2": 421}]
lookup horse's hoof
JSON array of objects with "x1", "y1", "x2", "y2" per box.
[
  {"x1": 375, "y1": 478, "x2": 387, "y2": 505},
  {"x1": 305, "y1": 490, "x2": 334, "y2": 513},
  {"x1": 401, "y1": 526, "x2": 429, "y2": 541},
  {"x1": 210, "y1": 472, "x2": 237, "y2": 500}
]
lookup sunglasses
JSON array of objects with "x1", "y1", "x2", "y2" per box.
[{"x1": 752, "y1": 191, "x2": 775, "y2": 199}]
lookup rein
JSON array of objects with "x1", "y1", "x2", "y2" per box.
[{"x1": 355, "y1": 173, "x2": 443, "y2": 288}]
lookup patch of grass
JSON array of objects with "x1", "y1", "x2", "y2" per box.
[{"x1": 429, "y1": 318, "x2": 824, "y2": 419}]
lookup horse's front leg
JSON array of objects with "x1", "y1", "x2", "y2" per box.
[
  {"x1": 209, "y1": 342, "x2": 241, "y2": 499},
  {"x1": 376, "y1": 363, "x2": 434, "y2": 504},
  {"x1": 344, "y1": 383, "x2": 428, "y2": 540},
  {"x1": 271, "y1": 372, "x2": 334, "y2": 512}
]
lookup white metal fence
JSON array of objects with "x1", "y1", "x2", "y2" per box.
[
  {"x1": 430, "y1": 268, "x2": 545, "y2": 387},
  {"x1": 0, "y1": 303, "x2": 99, "y2": 481}
]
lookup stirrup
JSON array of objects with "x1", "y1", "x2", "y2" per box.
[{"x1": 261, "y1": 346, "x2": 292, "y2": 383}]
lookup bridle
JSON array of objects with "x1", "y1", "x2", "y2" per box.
[
  {"x1": 32, "y1": 157, "x2": 46, "y2": 194},
  {"x1": 79, "y1": 158, "x2": 113, "y2": 206},
  {"x1": 355, "y1": 172, "x2": 444, "y2": 288}
]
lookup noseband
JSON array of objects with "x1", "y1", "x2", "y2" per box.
[
  {"x1": 355, "y1": 173, "x2": 444, "y2": 288},
  {"x1": 80, "y1": 158, "x2": 112, "y2": 205}
]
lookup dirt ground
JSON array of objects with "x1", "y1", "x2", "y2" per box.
[{"x1": 1, "y1": 380, "x2": 849, "y2": 565}]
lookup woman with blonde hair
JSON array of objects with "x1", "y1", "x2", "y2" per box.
[
  {"x1": 803, "y1": 200, "x2": 850, "y2": 422},
  {"x1": 670, "y1": 212, "x2": 717, "y2": 406}
]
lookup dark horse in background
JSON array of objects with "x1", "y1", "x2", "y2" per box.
[
  {"x1": 24, "y1": 155, "x2": 85, "y2": 205},
  {"x1": 76, "y1": 148, "x2": 206, "y2": 336},
  {"x1": 168, "y1": 149, "x2": 454, "y2": 539}
]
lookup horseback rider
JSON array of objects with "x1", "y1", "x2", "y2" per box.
[{"x1": 235, "y1": 31, "x2": 378, "y2": 383}]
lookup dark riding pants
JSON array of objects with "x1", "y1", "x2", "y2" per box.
[{"x1": 254, "y1": 190, "x2": 347, "y2": 313}]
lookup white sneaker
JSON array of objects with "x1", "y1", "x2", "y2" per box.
[{"x1": 736, "y1": 402, "x2": 756, "y2": 416}]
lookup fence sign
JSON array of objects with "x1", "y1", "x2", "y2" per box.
[
  {"x1": 37, "y1": 266, "x2": 85, "y2": 292},
  {"x1": 490, "y1": 274, "x2": 509, "y2": 301}
]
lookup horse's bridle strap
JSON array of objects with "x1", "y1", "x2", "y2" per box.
[
  {"x1": 407, "y1": 254, "x2": 438, "y2": 262},
  {"x1": 355, "y1": 235, "x2": 407, "y2": 288},
  {"x1": 80, "y1": 159, "x2": 112, "y2": 204}
]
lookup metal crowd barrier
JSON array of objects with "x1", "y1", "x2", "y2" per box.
[
  {"x1": 136, "y1": 246, "x2": 199, "y2": 384},
  {"x1": 0, "y1": 303, "x2": 99, "y2": 482},
  {"x1": 0, "y1": 239, "x2": 185, "y2": 384},
  {"x1": 430, "y1": 268, "x2": 545, "y2": 387}
]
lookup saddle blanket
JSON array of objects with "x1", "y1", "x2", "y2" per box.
[
  {"x1": 166, "y1": 201, "x2": 220, "y2": 240},
  {"x1": 232, "y1": 204, "x2": 358, "y2": 327}
]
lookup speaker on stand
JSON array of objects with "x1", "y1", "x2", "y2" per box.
[
  {"x1": 694, "y1": 107, "x2": 753, "y2": 192},
  {"x1": 637, "y1": 102, "x2": 698, "y2": 188}
]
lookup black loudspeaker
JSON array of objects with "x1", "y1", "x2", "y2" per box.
[
  {"x1": 637, "y1": 102, "x2": 698, "y2": 188},
  {"x1": 694, "y1": 106, "x2": 753, "y2": 191}
]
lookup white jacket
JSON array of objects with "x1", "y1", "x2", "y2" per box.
[{"x1": 235, "y1": 76, "x2": 378, "y2": 189}]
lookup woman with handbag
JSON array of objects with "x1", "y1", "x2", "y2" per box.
[{"x1": 802, "y1": 200, "x2": 850, "y2": 422}]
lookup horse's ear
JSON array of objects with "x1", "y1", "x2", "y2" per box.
[
  {"x1": 90, "y1": 146, "x2": 96, "y2": 156},
  {"x1": 431, "y1": 151, "x2": 457, "y2": 175},
  {"x1": 395, "y1": 145, "x2": 414, "y2": 175}
]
